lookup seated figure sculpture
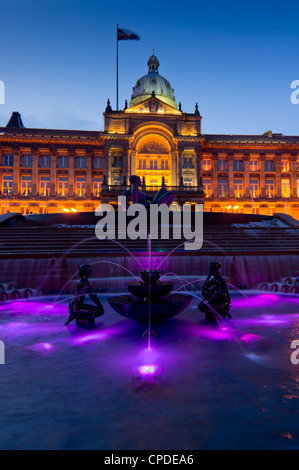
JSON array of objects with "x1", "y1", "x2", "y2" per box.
[
  {"x1": 65, "y1": 264, "x2": 104, "y2": 325},
  {"x1": 122, "y1": 175, "x2": 175, "y2": 208},
  {"x1": 198, "y1": 261, "x2": 231, "y2": 323}
]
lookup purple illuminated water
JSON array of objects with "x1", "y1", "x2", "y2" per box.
[{"x1": 0, "y1": 292, "x2": 299, "y2": 450}]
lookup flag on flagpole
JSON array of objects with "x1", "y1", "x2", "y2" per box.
[{"x1": 117, "y1": 27, "x2": 140, "y2": 41}]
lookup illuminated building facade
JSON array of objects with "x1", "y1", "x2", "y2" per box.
[{"x1": 1, "y1": 52, "x2": 299, "y2": 218}]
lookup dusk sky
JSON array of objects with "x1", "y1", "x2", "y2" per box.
[{"x1": 1, "y1": 0, "x2": 299, "y2": 135}]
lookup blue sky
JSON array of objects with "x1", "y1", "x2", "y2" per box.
[{"x1": 0, "y1": 0, "x2": 299, "y2": 135}]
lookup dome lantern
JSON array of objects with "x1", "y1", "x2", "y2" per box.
[{"x1": 147, "y1": 49, "x2": 160, "y2": 73}]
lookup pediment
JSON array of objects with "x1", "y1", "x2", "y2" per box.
[{"x1": 125, "y1": 96, "x2": 181, "y2": 115}]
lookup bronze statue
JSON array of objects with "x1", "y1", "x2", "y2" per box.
[
  {"x1": 122, "y1": 175, "x2": 175, "y2": 208},
  {"x1": 198, "y1": 261, "x2": 231, "y2": 322},
  {"x1": 65, "y1": 265, "x2": 104, "y2": 325}
]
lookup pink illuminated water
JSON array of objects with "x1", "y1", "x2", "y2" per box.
[{"x1": 0, "y1": 292, "x2": 299, "y2": 450}]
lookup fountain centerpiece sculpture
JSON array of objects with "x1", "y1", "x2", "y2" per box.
[
  {"x1": 121, "y1": 175, "x2": 175, "y2": 208},
  {"x1": 108, "y1": 269, "x2": 192, "y2": 323}
]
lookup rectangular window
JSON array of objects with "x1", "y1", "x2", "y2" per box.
[
  {"x1": 58, "y1": 156, "x2": 69, "y2": 169},
  {"x1": 218, "y1": 160, "x2": 227, "y2": 171},
  {"x1": 21, "y1": 155, "x2": 32, "y2": 168},
  {"x1": 112, "y1": 156, "x2": 123, "y2": 168},
  {"x1": 281, "y1": 178, "x2": 290, "y2": 198},
  {"x1": 265, "y1": 160, "x2": 275, "y2": 172},
  {"x1": 266, "y1": 179, "x2": 275, "y2": 198},
  {"x1": 234, "y1": 160, "x2": 244, "y2": 171},
  {"x1": 234, "y1": 179, "x2": 243, "y2": 198},
  {"x1": 3, "y1": 175, "x2": 13, "y2": 194},
  {"x1": 150, "y1": 160, "x2": 158, "y2": 170},
  {"x1": 58, "y1": 176, "x2": 68, "y2": 196},
  {"x1": 139, "y1": 159, "x2": 147, "y2": 170},
  {"x1": 183, "y1": 178, "x2": 193, "y2": 187},
  {"x1": 76, "y1": 156, "x2": 86, "y2": 169},
  {"x1": 76, "y1": 176, "x2": 86, "y2": 196},
  {"x1": 281, "y1": 159, "x2": 290, "y2": 172},
  {"x1": 93, "y1": 157, "x2": 104, "y2": 170},
  {"x1": 39, "y1": 155, "x2": 51, "y2": 168},
  {"x1": 161, "y1": 159, "x2": 169, "y2": 170},
  {"x1": 249, "y1": 160, "x2": 259, "y2": 172},
  {"x1": 93, "y1": 177, "x2": 103, "y2": 196},
  {"x1": 21, "y1": 175, "x2": 32, "y2": 196},
  {"x1": 3, "y1": 155, "x2": 14, "y2": 167},
  {"x1": 113, "y1": 176, "x2": 123, "y2": 186},
  {"x1": 203, "y1": 178, "x2": 212, "y2": 197},
  {"x1": 202, "y1": 159, "x2": 211, "y2": 171},
  {"x1": 183, "y1": 157, "x2": 193, "y2": 169},
  {"x1": 40, "y1": 176, "x2": 50, "y2": 196},
  {"x1": 218, "y1": 178, "x2": 228, "y2": 198},
  {"x1": 250, "y1": 179, "x2": 259, "y2": 198}
]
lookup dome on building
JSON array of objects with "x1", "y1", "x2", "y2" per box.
[{"x1": 129, "y1": 52, "x2": 177, "y2": 109}]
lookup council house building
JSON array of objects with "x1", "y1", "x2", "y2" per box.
[{"x1": 1, "y1": 52, "x2": 299, "y2": 218}]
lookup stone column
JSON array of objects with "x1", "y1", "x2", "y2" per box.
[
  {"x1": 12, "y1": 151, "x2": 20, "y2": 195},
  {"x1": 177, "y1": 148, "x2": 183, "y2": 186},
  {"x1": 212, "y1": 152, "x2": 219, "y2": 197},
  {"x1": 50, "y1": 153, "x2": 56, "y2": 196},
  {"x1": 195, "y1": 145, "x2": 202, "y2": 186},
  {"x1": 291, "y1": 153, "x2": 297, "y2": 197},
  {"x1": 68, "y1": 152, "x2": 74, "y2": 197},
  {"x1": 171, "y1": 150, "x2": 177, "y2": 186},
  {"x1": 124, "y1": 150, "x2": 128, "y2": 185},
  {"x1": 86, "y1": 151, "x2": 92, "y2": 197},
  {"x1": 244, "y1": 153, "x2": 250, "y2": 198},
  {"x1": 260, "y1": 153, "x2": 266, "y2": 198},
  {"x1": 130, "y1": 150, "x2": 136, "y2": 177},
  {"x1": 275, "y1": 153, "x2": 282, "y2": 198},
  {"x1": 31, "y1": 151, "x2": 38, "y2": 196},
  {"x1": 228, "y1": 153, "x2": 234, "y2": 198}
]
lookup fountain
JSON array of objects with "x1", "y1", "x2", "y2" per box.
[
  {"x1": 108, "y1": 269, "x2": 192, "y2": 323},
  {"x1": 108, "y1": 235, "x2": 192, "y2": 324}
]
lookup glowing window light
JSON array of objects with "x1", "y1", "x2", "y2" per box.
[{"x1": 226, "y1": 205, "x2": 232, "y2": 210}]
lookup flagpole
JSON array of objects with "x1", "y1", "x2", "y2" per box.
[{"x1": 116, "y1": 24, "x2": 119, "y2": 111}]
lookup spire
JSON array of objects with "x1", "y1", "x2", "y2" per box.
[
  {"x1": 6, "y1": 111, "x2": 24, "y2": 128},
  {"x1": 194, "y1": 103, "x2": 200, "y2": 116}
]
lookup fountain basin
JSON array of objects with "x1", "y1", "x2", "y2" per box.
[
  {"x1": 127, "y1": 282, "x2": 173, "y2": 299},
  {"x1": 108, "y1": 293, "x2": 192, "y2": 323}
]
